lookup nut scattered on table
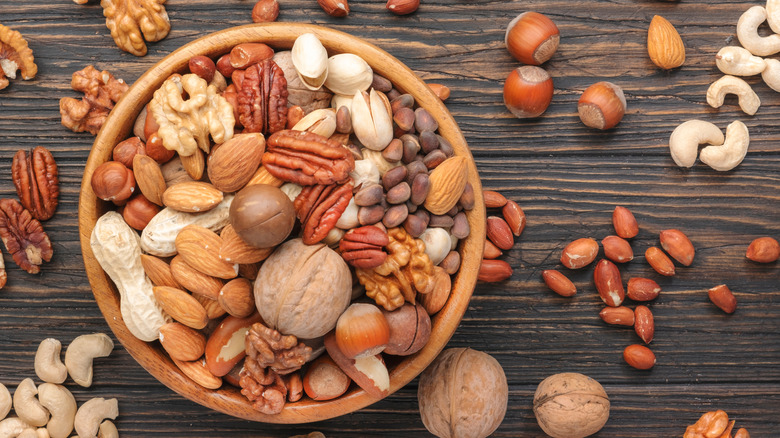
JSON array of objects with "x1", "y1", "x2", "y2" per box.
[
  {"x1": 0, "y1": 23, "x2": 37, "y2": 90},
  {"x1": 92, "y1": 0, "x2": 171, "y2": 56},
  {"x1": 59, "y1": 65, "x2": 129, "y2": 135},
  {"x1": 647, "y1": 15, "x2": 685, "y2": 70},
  {"x1": 533, "y1": 372, "x2": 609, "y2": 438}
]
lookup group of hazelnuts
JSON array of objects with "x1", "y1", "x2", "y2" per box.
[{"x1": 502, "y1": 12, "x2": 627, "y2": 130}]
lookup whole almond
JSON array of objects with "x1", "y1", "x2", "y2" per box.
[
  {"x1": 486, "y1": 216, "x2": 514, "y2": 250},
  {"x1": 163, "y1": 181, "x2": 224, "y2": 213},
  {"x1": 612, "y1": 206, "x2": 638, "y2": 239},
  {"x1": 173, "y1": 358, "x2": 222, "y2": 389},
  {"x1": 133, "y1": 154, "x2": 166, "y2": 206},
  {"x1": 170, "y1": 255, "x2": 224, "y2": 300},
  {"x1": 478, "y1": 259, "x2": 512, "y2": 282},
  {"x1": 660, "y1": 229, "x2": 695, "y2": 266},
  {"x1": 599, "y1": 306, "x2": 634, "y2": 326},
  {"x1": 627, "y1": 277, "x2": 661, "y2": 301},
  {"x1": 746, "y1": 236, "x2": 780, "y2": 263},
  {"x1": 196, "y1": 295, "x2": 228, "y2": 320},
  {"x1": 483, "y1": 190, "x2": 507, "y2": 208},
  {"x1": 318, "y1": 0, "x2": 349, "y2": 17},
  {"x1": 247, "y1": 165, "x2": 284, "y2": 187},
  {"x1": 175, "y1": 225, "x2": 238, "y2": 280},
  {"x1": 180, "y1": 149, "x2": 205, "y2": 180},
  {"x1": 647, "y1": 15, "x2": 685, "y2": 70},
  {"x1": 634, "y1": 305, "x2": 654, "y2": 344},
  {"x1": 140, "y1": 254, "x2": 180, "y2": 288},
  {"x1": 483, "y1": 239, "x2": 503, "y2": 260},
  {"x1": 159, "y1": 322, "x2": 207, "y2": 361},
  {"x1": 708, "y1": 284, "x2": 737, "y2": 314},
  {"x1": 218, "y1": 278, "x2": 256, "y2": 318},
  {"x1": 645, "y1": 246, "x2": 676, "y2": 276},
  {"x1": 623, "y1": 344, "x2": 656, "y2": 370},
  {"x1": 424, "y1": 156, "x2": 468, "y2": 215},
  {"x1": 542, "y1": 270, "x2": 576, "y2": 297},
  {"x1": 593, "y1": 259, "x2": 625, "y2": 307},
  {"x1": 502, "y1": 200, "x2": 526, "y2": 237},
  {"x1": 602, "y1": 235, "x2": 633, "y2": 263},
  {"x1": 386, "y1": 0, "x2": 419, "y2": 15},
  {"x1": 153, "y1": 286, "x2": 209, "y2": 329},
  {"x1": 560, "y1": 237, "x2": 599, "y2": 269},
  {"x1": 220, "y1": 224, "x2": 274, "y2": 264},
  {"x1": 207, "y1": 133, "x2": 265, "y2": 192}
]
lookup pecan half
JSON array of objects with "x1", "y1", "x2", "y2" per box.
[
  {"x1": 339, "y1": 225, "x2": 389, "y2": 269},
  {"x1": 59, "y1": 65, "x2": 129, "y2": 135},
  {"x1": 0, "y1": 24, "x2": 37, "y2": 90},
  {"x1": 0, "y1": 199, "x2": 53, "y2": 274},
  {"x1": 99, "y1": 0, "x2": 170, "y2": 56},
  {"x1": 12, "y1": 147, "x2": 59, "y2": 221},
  {"x1": 294, "y1": 182, "x2": 353, "y2": 245},
  {"x1": 262, "y1": 129, "x2": 355, "y2": 185},
  {"x1": 238, "y1": 59, "x2": 288, "y2": 135}
]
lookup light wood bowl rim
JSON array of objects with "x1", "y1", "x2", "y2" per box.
[{"x1": 78, "y1": 22, "x2": 486, "y2": 424}]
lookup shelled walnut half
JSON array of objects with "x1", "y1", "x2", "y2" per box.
[
  {"x1": 92, "y1": 0, "x2": 171, "y2": 56},
  {"x1": 0, "y1": 23, "x2": 38, "y2": 90},
  {"x1": 59, "y1": 65, "x2": 129, "y2": 135}
]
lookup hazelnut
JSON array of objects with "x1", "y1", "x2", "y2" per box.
[
  {"x1": 230, "y1": 184, "x2": 295, "y2": 248},
  {"x1": 112, "y1": 137, "x2": 146, "y2": 168},
  {"x1": 533, "y1": 372, "x2": 610, "y2": 438},
  {"x1": 381, "y1": 302, "x2": 431, "y2": 356},
  {"x1": 146, "y1": 132, "x2": 175, "y2": 164},
  {"x1": 303, "y1": 355, "x2": 351, "y2": 401},
  {"x1": 188, "y1": 56, "x2": 216, "y2": 83},
  {"x1": 503, "y1": 66, "x2": 554, "y2": 119},
  {"x1": 418, "y1": 348, "x2": 508, "y2": 438},
  {"x1": 91, "y1": 161, "x2": 136, "y2": 203},
  {"x1": 143, "y1": 103, "x2": 160, "y2": 140},
  {"x1": 578, "y1": 81, "x2": 627, "y2": 130},
  {"x1": 505, "y1": 11, "x2": 560, "y2": 65},
  {"x1": 121, "y1": 194, "x2": 160, "y2": 230},
  {"x1": 335, "y1": 303, "x2": 390, "y2": 359}
]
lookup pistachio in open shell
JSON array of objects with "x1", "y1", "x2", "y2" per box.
[
  {"x1": 292, "y1": 108, "x2": 337, "y2": 138},
  {"x1": 352, "y1": 88, "x2": 394, "y2": 151},
  {"x1": 292, "y1": 33, "x2": 329, "y2": 90},
  {"x1": 324, "y1": 53, "x2": 373, "y2": 96}
]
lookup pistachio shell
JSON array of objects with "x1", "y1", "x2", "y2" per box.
[
  {"x1": 331, "y1": 94, "x2": 354, "y2": 110},
  {"x1": 292, "y1": 33, "x2": 329, "y2": 90},
  {"x1": 351, "y1": 89, "x2": 394, "y2": 151},
  {"x1": 324, "y1": 53, "x2": 373, "y2": 96},
  {"x1": 292, "y1": 108, "x2": 337, "y2": 137}
]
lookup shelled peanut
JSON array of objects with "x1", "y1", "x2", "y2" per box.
[
  {"x1": 478, "y1": 190, "x2": 525, "y2": 282},
  {"x1": 89, "y1": 33, "x2": 475, "y2": 415}
]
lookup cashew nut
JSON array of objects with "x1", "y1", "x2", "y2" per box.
[
  {"x1": 97, "y1": 421, "x2": 118, "y2": 438},
  {"x1": 668, "y1": 120, "x2": 725, "y2": 168},
  {"x1": 0, "y1": 417, "x2": 35, "y2": 438},
  {"x1": 33, "y1": 429, "x2": 48, "y2": 438},
  {"x1": 706, "y1": 75, "x2": 760, "y2": 115},
  {"x1": 64, "y1": 333, "x2": 113, "y2": 388},
  {"x1": 73, "y1": 398, "x2": 118, "y2": 438},
  {"x1": 768, "y1": 0, "x2": 780, "y2": 33},
  {"x1": 0, "y1": 383, "x2": 10, "y2": 421},
  {"x1": 37, "y1": 384, "x2": 76, "y2": 438},
  {"x1": 715, "y1": 46, "x2": 766, "y2": 76},
  {"x1": 700, "y1": 120, "x2": 750, "y2": 171},
  {"x1": 737, "y1": 6, "x2": 780, "y2": 56},
  {"x1": 16, "y1": 429, "x2": 38, "y2": 438},
  {"x1": 12, "y1": 379, "x2": 49, "y2": 427},
  {"x1": 762, "y1": 58, "x2": 780, "y2": 92},
  {"x1": 34, "y1": 339, "x2": 67, "y2": 384}
]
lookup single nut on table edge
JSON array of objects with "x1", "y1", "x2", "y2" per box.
[
  {"x1": 505, "y1": 11, "x2": 560, "y2": 65},
  {"x1": 503, "y1": 66, "x2": 554, "y2": 119},
  {"x1": 746, "y1": 236, "x2": 780, "y2": 263},
  {"x1": 708, "y1": 284, "x2": 737, "y2": 314},
  {"x1": 578, "y1": 81, "x2": 626, "y2": 130},
  {"x1": 418, "y1": 348, "x2": 508, "y2": 438},
  {"x1": 533, "y1": 372, "x2": 609, "y2": 438},
  {"x1": 706, "y1": 75, "x2": 760, "y2": 116},
  {"x1": 647, "y1": 15, "x2": 685, "y2": 70}
]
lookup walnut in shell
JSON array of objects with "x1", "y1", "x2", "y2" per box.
[
  {"x1": 254, "y1": 238, "x2": 351, "y2": 339},
  {"x1": 533, "y1": 372, "x2": 610, "y2": 438}
]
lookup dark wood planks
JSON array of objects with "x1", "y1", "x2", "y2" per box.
[{"x1": 1, "y1": 0, "x2": 779, "y2": 436}]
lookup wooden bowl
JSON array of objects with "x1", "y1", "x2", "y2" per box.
[{"x1": 78, "y1": 23, "x2": 485, "y2": 423}]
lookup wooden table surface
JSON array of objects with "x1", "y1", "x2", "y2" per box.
[{"x1": 1, "y1": 0, "x2": 779, "y2": 436}]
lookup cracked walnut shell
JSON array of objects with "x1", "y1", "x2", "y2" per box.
[
  {"x1": 0, "y1": 24, "x2": 37, "y2": 90},
  {"x1": 149, "y1": 73, "x2": 235, "y2": 157},
  {"x1": 99, "y1": 0, "x2": 170, "y2": 56},
  {"x1": 59, "y1": 65, "x2": 129, "y2": 135}
]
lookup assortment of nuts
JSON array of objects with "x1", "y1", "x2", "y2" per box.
[
  {"x1": 89, "y1": 32, "x2": 477, "y2": 415},
  {"x1": 0, "y1": 334, "x2": 118, "y2": 438}
]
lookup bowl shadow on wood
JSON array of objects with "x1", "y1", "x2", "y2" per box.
[{"x1": 78, "y1": 22, "x2": 485, "y2": 423}]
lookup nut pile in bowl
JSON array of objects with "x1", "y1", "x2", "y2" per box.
[{"x1": 78, "y1": 23, "x2": 485, "y2": 423}]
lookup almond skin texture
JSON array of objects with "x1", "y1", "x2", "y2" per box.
[
  {"x1": 612, "y1": 206, "x2": 638, "y2": 238},
  {"x1": 486, "y1": 216, "x2": 514, "y2": 250},
  {"x1": 593, "y1": 259, "x2": 625, "y2": 307},
  {"x1": 173, "y1": 358, "x2": 222, "y2": 389},
  {"x1": 560, "y1": 238, "x2": 599, "y2": 269},
  {"x1": 424, "y1": 156, "x2": 468, "y2": 215},
  {"x1": 623, "y1": 344, "x2": 656, "y2": 370},
  {"x1": 170, "y1": 255, "x2": 224, "y2": 300},
  {"x1": 647, "y1": 15, "x2": 685, "y2": 70},
  {"x1": 542, "y1": 270, "x2": 576, "y2": 297},
  {"x1": 599, "y1": 306, "x2": 635, "y2": 326},
  {"x1": 746, "y1": 237, "x2": 780, "y2": 263},
  {"x1": 478, "y1": 259, "x2": 513, "y2": 282},
  {"x1": 218, "y1": 278, "x2": 256, "y2": 318},
  {"x1": 207, "y1": 133, "x2": 265, "y2": 192},
  {"x1": 132, "y1": 154, "x2": 166, "y2": 206},
  {"x1": 627, "y1": 277, "x2": 661, "y2": 301},
  {"x1": 602, "y1": 235, "x2": 633, "y2": 263},
  {"x1": 163, "y1": 181, "x2": 224, "y2": 213},
  {"x1": 645, "y1": 247, "x2": 676, "y2": 276},
  {"x1": 708, "y1": 284, "x2": 737, "y2": 314},
  {"x1": 634, "y1": 305, "x2": 654, "y2": 344},
  {"x1": 175, "y1": 225, "x2": 238, "y2": 279},
  {"x1": 153, "y1": 286, "x2": 209, "y2": 329},
  {"x1": 659, "y1": 229, "x2": 695, "y2": 266},
  {"x1": 159, "y1": 322, "x2": 207, "y2": 361},
  {"x1": 140, "y1": 254, "x2": 180, "y2": 288}
]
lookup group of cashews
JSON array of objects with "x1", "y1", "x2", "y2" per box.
[
  {"x1": 669, "y1": 120, "x2": 750, "y2": 171},
  {"x1": 0, "y1": 334, "x2": 118, "y2": 438},
  {"x1": 707, "y1": 1, "x2": 780, "y2": 115}
]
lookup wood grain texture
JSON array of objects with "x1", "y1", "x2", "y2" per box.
[{"x1": 0, "y1": 0, "x2": 778, "y2": 436}]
